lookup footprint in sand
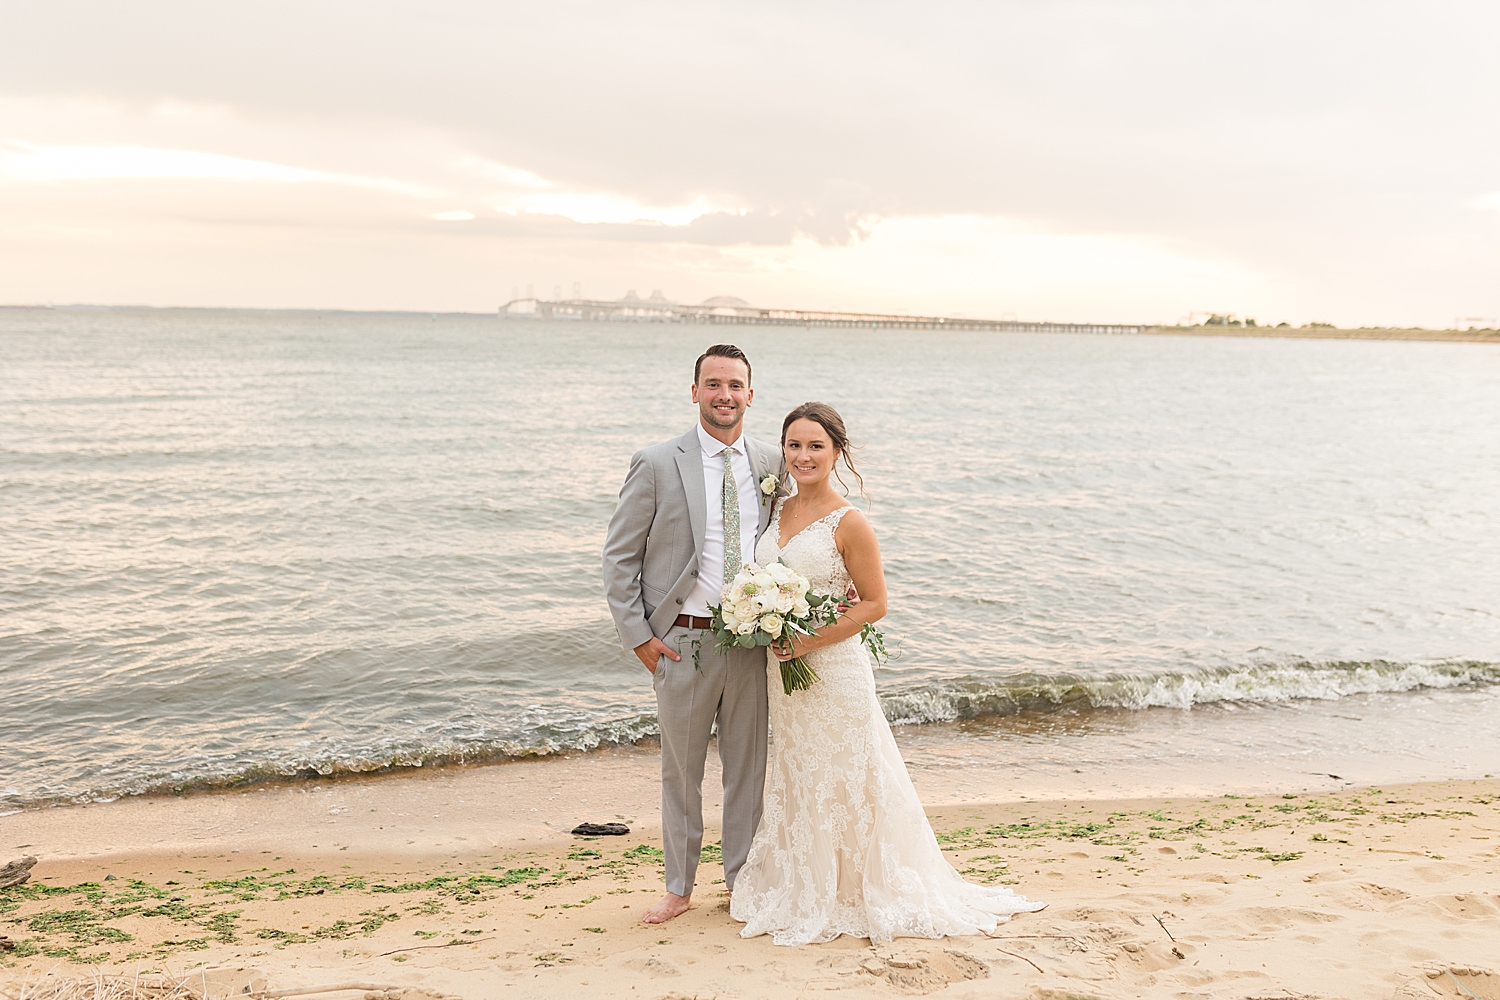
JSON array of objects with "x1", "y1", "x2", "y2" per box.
[
  {"x1": 1428, "y1": 894, "x2": 1500, "y2": 920},
  {"x1": 1397, "y1": 964, "x2": 1500, "y2": 999},
  {"x1": 857, "y1": 949, "x2": 988, "y2": 994},
  {"x1": 622, "y1": 956, "x2": 682, "y2": 978},
  {"x1": 1116, "y1": 939, "x2": 1191, "y2": 974}
]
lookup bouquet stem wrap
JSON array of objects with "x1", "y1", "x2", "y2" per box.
[{"x1": 775, "y1": 651, "x2": 820, "y2": 696}]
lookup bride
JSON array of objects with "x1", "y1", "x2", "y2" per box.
[{"x1": 730, "y1": 401, "x2": 1045, "y2": 946}]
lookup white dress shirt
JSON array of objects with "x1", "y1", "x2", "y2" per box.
[{"x1": 682, "y1": 423, "x2": 760, "y2": 616}]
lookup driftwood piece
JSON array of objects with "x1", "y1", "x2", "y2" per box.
[
  {"x1": 378, "y1": 936, "x2": 493, "y2": 958},
  {"x1": 247, "y1": 984, "x2": 402, "y2": 998},
  {"x1": 245, "y1": 986, "x2": 459, "y2": 1000},
  {"x1": 0, "y1": 856, "x2": 37, "y2": 889}
]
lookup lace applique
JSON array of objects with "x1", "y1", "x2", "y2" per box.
[
  {"x1": 765, "y1": 500, "x2": 855, "y2": 597},
  {"x1": 732, "y1": 499, "x2": 1043, "y2": 945}
]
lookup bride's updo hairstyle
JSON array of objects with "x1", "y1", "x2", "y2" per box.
[{"x1": 781, "y1": 401, "x2": 867, "y2": 501}]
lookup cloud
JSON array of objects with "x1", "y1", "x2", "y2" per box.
[
  {"x1": 505, "y1": 190, "x2": 724, "y2": 227},
  {"x1": 698, "y1": 213, "x2": 1261, "y2": 320},
  {"x1": 0, "y1": 133, "x2": 854, "y2": 246},
  {"x1": 407, "y1": 206, "x2": 871, "y2": 247},
  {"x1": 453, "y1": 156, "x2": 550, "y2": 190},
  {"x1": 0, "y1": 140, "x2": 433, "y2": 196},
  {"x1": 1, "y1": 2, "x2": 1497, "y2": 323}
]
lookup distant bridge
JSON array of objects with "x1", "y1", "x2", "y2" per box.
[{"x1": 498, "y1": 298, "x2": 1144, "y2": 335}]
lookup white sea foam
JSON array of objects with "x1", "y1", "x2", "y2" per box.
[{"x1": 878, "y1": 659, "x2": 1500, "y2": 726}]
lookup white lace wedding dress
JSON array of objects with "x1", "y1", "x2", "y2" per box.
[{"x1": 730, "y1": 502, "x2": 1045, "y2": 946}]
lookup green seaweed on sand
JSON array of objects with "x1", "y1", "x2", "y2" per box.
[
  {"x1": 24, "y1": 910, "x2": 133, "y2": 946},
  {"x1": 254, "y1": 907, "x2": 400, "y2": 948}
]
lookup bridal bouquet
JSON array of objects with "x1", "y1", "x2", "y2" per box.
[
  {"x1": 702, "y1": 561, "x2": 833, "y2": 694},
  {"x1": 700, "y1": 562, "x2": 893, "y2": 695}
]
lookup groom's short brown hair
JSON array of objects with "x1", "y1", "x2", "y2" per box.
[{"x1": 694, "y1": 344, "x2": 751, "y2": 385}]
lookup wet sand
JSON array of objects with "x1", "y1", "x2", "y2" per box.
[{"x1": 3, "y1": 749, "x2": 1499, "y2": 999}]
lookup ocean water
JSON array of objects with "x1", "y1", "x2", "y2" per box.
[{"x1": 2, "y1": 307, "x2": 1498, "y2": 811}]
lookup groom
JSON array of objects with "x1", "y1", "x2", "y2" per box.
[{"x1": 603, "y1": 344, "x2": 783, "y2": 924}]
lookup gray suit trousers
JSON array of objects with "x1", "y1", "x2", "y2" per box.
[{"x1": 654, "y1": 625, "x2": 769, "y2": 896}]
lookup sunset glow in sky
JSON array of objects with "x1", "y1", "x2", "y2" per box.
[{"x1": 3, "y1": 1, "x2": 1497, "y2": 325}]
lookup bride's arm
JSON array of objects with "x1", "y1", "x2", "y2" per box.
[{"x1": 773, "y1": 511, "x2": 887, "y2": 661}]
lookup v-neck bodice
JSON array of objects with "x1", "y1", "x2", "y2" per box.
[{"x1": 756, "y1": 499, "x2": 855, "y2": 597}]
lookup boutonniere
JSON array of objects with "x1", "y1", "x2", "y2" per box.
[{"x1": 759, "y1": 473, "x2": 781, "y2": 505}]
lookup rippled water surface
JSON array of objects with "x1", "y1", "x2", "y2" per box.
[{"x1": 3, "y1": 308, "x2": 1498, "y2": 808}]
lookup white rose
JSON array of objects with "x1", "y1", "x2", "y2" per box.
[
  {"x1": 735, "y1": 618, "x2": 757, "y2": 636},
  {"x1": 774, "y1": 591, "x2": 794, "y2": 614},
  {"x1": 761, "y1": 614, "x2": 784, "y2": 638},
  {"x1": 733, "y1": 599, "x2": 758, "y2": 621},
  {"x1": 792, "y1": 599, "x2": 811, "y2": 618}
]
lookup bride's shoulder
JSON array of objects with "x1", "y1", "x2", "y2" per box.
[{"x1": 830, "y1": 504, "x2": 872, "y2": 538}]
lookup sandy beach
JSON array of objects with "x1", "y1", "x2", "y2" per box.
[{"x1": 4, "y1": 749, "x2": 1498, "y2": 1000}]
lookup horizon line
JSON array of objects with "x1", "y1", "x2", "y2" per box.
[{"x1": 1, "y1": 302, "x2": 1493, "y2": 334}]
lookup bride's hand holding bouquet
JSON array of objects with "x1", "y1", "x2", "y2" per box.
[{"x1": 770, "y1": 593, "x2": 889, "y2": 667}]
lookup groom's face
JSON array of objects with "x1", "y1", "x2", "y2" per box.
[{"x1": 692, "y1": 357, "x2": 753, "y2": 431}]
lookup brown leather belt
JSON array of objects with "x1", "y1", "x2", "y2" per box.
[{"x1": 674, "y1": 614, "x2": 713, "y2": 630}]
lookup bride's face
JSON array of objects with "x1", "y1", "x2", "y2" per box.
[{"x1": 783, "y1": 418, "x2": 839, "y2": 489}]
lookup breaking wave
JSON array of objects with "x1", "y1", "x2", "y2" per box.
[{"x1": 877, "y1": 657, "x2": 1500, "y2": 725}]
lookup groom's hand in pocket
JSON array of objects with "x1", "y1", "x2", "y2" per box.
[{"x1": 635, "y1": 636, "x2": 681, "y2": 673}]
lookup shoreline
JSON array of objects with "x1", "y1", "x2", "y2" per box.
[
  {"x1": 3, "y1": 748, "x2": 1498, "y2": 999},
  {"x1": 1144, "y1": 324, "x2": 1500, "y2": 344},
  {"x1": 13, "y1": 674, "x2": 1500, "y2": 820}
]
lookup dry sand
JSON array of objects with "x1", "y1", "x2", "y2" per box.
[{"x1": 3, "y1": 753, "x2": 1499, "y2": 1000}]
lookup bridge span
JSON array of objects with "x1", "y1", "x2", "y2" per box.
[{"x1": 499, "y1": 298, "x2": 1144, "y2": 335}]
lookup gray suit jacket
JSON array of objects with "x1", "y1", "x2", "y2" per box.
[{"x1": 603, "y1": 426, "x2": 784, "y2": 652}]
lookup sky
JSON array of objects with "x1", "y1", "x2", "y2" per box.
[{"x1": 2, "y1": 1, "x2": 1497, "y2": 326}]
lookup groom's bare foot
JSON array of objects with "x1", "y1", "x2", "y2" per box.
[{"x1": 642, "y1": 892, "x2": 691, "y2": 924}]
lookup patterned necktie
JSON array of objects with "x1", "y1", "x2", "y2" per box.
[{"x1": 720, "y1": 447, "x2": 742, "y2": 585}]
